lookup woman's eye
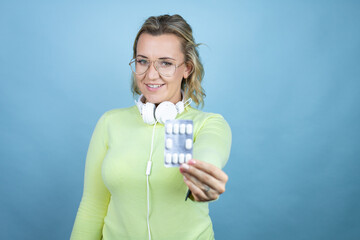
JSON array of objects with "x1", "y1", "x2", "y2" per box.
[
  {"x1": 159, "y1": 61, "x2": 173, "y2": 67},
  {"x1": 136, "y1": 59, "x2": 148, "y2": 65}
]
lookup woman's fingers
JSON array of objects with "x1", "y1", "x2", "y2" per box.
[
  {"x1": 182, "y1": 173, "x2": 218, "y2": 201},
  {"x1": 188, "y1": 159, "x2": 228, "y2": 183},
  {"x1": 182, "y1": 173, "x2": 208, "y2": 201},
  {"x1": 180, "y1": 159, "x2": 228, "y2": 201},
  {"x1": 180, "y1": 160, "x2": 228, "y2": 194},
  {"x1": 180, "y1": 162, "x2": 221, "y2": 193}
]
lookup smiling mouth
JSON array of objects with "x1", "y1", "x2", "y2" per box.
[{"x1": 146, "y1": 84, "x2": 165, "y2": 89}]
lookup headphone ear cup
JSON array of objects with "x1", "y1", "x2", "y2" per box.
[
  {"x1": 175, "y1": 101, "x2": 185, "y2": 114},
  {"x1": 155, "y1": 101, "x2": 178, "y2": 124},
  {"x1": 142, "y1": 102, "x2": 156, "y2": 125}
]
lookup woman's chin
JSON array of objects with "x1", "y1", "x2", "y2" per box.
[{"x1": 143, "y1": 95, "x2": 164, "y2": 104}]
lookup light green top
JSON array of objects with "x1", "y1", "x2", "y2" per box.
[{"x1": 70, "y1": 106, "x2": 232, "y2": 240}]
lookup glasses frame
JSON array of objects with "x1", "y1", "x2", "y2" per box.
[{"x1": 129, "y1": 57, "x2": 185, "y2": 77}]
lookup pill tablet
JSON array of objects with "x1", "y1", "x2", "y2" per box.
[
  {"x1": 166, "y1": 138, "x2": 173, "y2": 149},
  {"x1": 172, "y1": 153, "x2": 179, "y2": 164},
  {"x1": 173, "y1": 124, "x2": 179, "y2": 134},
  {"x1": 185, "y1": 139, "x2": 192, "y2": 150},
  {"x1": 186, "y1": 153, "x2": 192, "y2": 162},
  {"x1": 180, "y1": 124, "x2": 186, "y2": 134},
  {"x1": 166, "y1": 153, "x2": 172, "y2": 163},
  {"x1": 179, "y1": 153, "x2": 185, "y2": 164},
  {"x1": 166, "y1": 123, "x2": 173, "y2": 134},
  {"x1": 186, "y1": 124, "x2": 193, "y2": 135}
]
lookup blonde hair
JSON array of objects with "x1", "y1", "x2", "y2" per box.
[{"x1": 131, "y1": 14, "x2": 205, "y2": 107}]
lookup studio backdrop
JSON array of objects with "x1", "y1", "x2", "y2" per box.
[{"x1": 0, "y1": 1, "x2": 359, "y2": 240}]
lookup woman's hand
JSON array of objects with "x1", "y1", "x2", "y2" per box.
[{"x1": 179, "y1": 159, "x2": 228, "y2": 202}]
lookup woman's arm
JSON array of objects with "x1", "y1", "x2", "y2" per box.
[
  {"x1": 180, "y1": 114, "x2": 232, "y2": 202},
  {"x1": 70, "y1": 113, "x2": 111, "y2": 240}
]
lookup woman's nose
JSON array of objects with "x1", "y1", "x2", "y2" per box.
[{"x1": 147, "y1": 62, "x2": 160, "y2": 79}]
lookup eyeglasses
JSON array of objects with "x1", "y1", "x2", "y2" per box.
[{"x1": 129, "y1": 57, "x2": 185, "y2": 77}]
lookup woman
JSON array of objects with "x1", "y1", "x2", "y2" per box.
[{"x1": 71, "y1": 14, "x2": 232, "y2": 240}]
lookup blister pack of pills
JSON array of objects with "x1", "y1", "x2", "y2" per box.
[{"x1": 164, "y1": 119, "x2": 193, "y2": 167}]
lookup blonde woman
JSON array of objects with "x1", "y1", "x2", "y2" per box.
[{"x1": 71, "y1": 14, "x2": 232, "y2": 240}]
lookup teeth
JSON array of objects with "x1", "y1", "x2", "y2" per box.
[{"x1": 148, "y1": 84, "x2": 162, "y2": 88}]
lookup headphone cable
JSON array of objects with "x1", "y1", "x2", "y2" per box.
[{"x1": 146, "y1": 120, "x2": 158, "y2": 240}]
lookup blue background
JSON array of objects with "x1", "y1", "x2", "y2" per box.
[{"x1": 1, "y1": 0, "x2": 359, "y2": 239}]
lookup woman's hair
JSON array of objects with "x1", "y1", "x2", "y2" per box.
[{"x1": 131, "y1": 14, "x2": 205, "y2": 107}]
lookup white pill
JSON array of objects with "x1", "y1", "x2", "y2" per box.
[
  {"x1": 172, "y1": 153, "x2": 178, "y2": 164},
  {"x1": 186, "y1": 124, "x2": 193, "y2": 134},
  {"x1": 173, "y1": 124, "x2": 179, "y2": 134},
  {"x1": 185, "y1": 153, "x2": 192, "y2": 162},
  {"x1": 179, "y1": 153, "x2": 185, "y2": 164},
  {"x1": 185, "y1": 139, "x2": 193, "y2": 150},
  {"x1": 180, "y1": 124, "x2": 186, "y2": 134},
  {"x1": 166, "y1": 123, "x2": 173, "y2": 134},
  {"x1": 166, "y1": 153, "x2": 172, "y2": 163},
  {"x1": 166, "y1": 138, "x2": 173, "y2": 149}
]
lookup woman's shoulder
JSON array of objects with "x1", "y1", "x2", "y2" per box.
[
  {"x1": 186, "y1": 106, "x2": 228, "y2": 122},
  {"x1": 185, "y1": 107, "x2": 231, "y2": 131}
]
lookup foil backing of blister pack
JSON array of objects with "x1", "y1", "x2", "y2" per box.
[{"x1": 164, "y1": 119, "x2": 193, "y2": 167}]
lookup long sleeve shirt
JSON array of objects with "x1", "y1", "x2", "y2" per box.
[{"x1": 70, "y1": 105, "x2": 232, "y2": 240}]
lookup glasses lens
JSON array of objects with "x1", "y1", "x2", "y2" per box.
[
  {"x1": 130, "y1": 61, "x2": 136, "y2": 73},
  {"x1": 156, "y1": 60, "x2": 176, "y2": 77},
  {"x1": 130, "y1": 58, "x2": 149, "y2": 75}
]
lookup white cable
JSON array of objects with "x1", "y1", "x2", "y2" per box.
[
  {"x1": 146, "y1": 121, "x2": 157, "y2": 240},
  {"x1": 146, "y1": 175, "x2": 151, "y2": 240},
  {"x1": 184, "y1": 98, "x2": 192, "y2": 108}
]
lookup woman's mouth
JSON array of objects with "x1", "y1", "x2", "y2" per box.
[{"x1": 145, "y1": 84, "x2": 165, "y2": 91}]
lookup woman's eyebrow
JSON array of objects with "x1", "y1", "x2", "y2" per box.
[
  {"x1": 158, "y1": 57, "x2": 176, "y2": 60},
  {"x1": 136, "y1": 54, "x2": 176, "y2": 61},
  {"x1": 137, "y1": 54, "x2": 149, "y2": 59}
]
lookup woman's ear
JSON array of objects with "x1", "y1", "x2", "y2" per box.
[{"x1": 183, "y1": 62, "x2": 193, "y2": 79}]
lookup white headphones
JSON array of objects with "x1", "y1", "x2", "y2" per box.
[{"x1": 135, "y1": 93, "x2": 190, "y2": 125}]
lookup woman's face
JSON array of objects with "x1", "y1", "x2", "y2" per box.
[{"x1": 135, "y1": 33, "x2": 191, "y2": 104}]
